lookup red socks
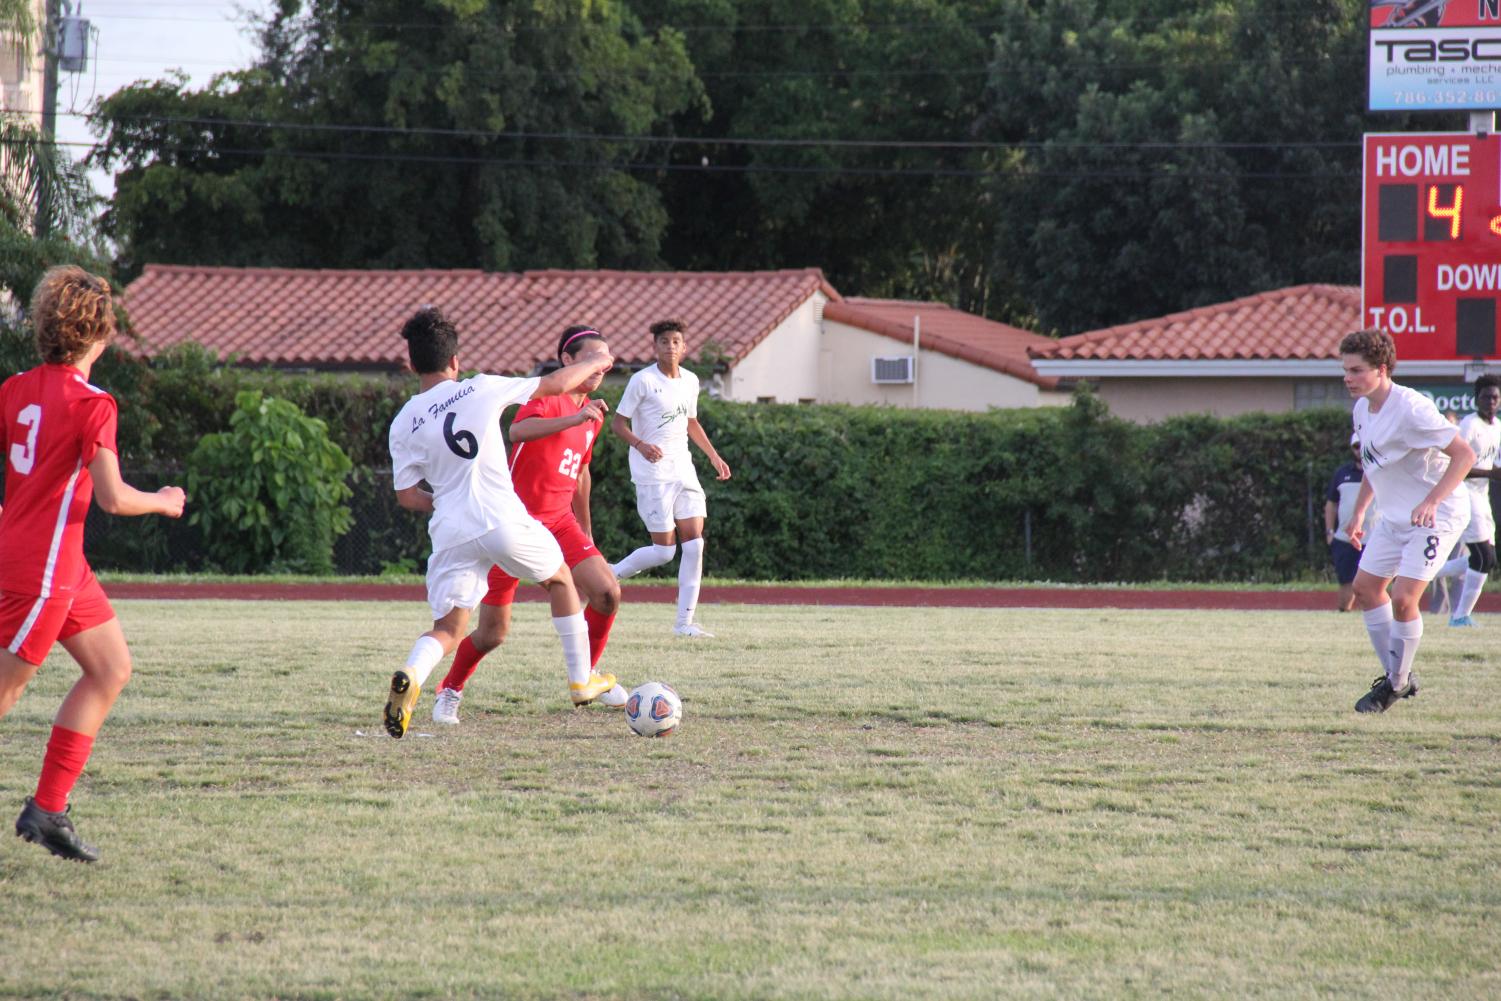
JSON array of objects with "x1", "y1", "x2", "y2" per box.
[
  {"x1": 34, "y1": 725, "x2": 94, "y2": 813},
  {"x1": 439, "y1": 636, "x2": 486, "y2": 693},
  {"x1": 584, "y1": 605, "x2": 616, "y2": 668}
]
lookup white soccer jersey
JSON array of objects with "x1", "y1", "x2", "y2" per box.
[
  {"x1": 617, "y1": 363, "x2": 701, "y2": 486},
  {"x1": 1458, "y1": 412, "x2": 1499, "y2": 504},
  {"x1": 389, "y1": 373, "x2": 541, "y2": 552},
  {"x1": 1352, "y1": 384, "x2": 1467, "y2": 528}
]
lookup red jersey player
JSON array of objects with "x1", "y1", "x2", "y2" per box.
[
  {"x1": 0, "y1": 266, "x2": 185, "y2": 862},
  {"x1": 431, "y1": 325, "x2": 625, "y2": 723}
]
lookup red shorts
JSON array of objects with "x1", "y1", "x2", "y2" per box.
[
  {"x1": 482, "y1": 513, "x2": 602, "y2": 606},
  {"x1": 0, "y1": 572, "x2": 116, "y2": 666}
]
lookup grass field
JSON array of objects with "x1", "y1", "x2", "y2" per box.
[{"x1": 1, "y1": 600, "x2": 1497, "y2": 1000}]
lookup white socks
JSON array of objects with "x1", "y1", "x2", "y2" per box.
[
  {"x1": 403, "y1": 634, "x2": 446, "y2": 688},
  {"x1": 1455, "y1": 568, "x2": 1488, "y2": 619},
  {"x1": 1388, "y1": 617, "x2": 1422, "y2": 691},
  {"x1": 676, "y1": 538, "x2": 705, "y2": 628},
  {"x1": 1439, "y1": 555, "x2": 1470, "y2": 581},
  {"x1": 612, "y1": 544, "x2": 677, "y2": 580},
  {"x1": 552, "y1": 613, "x2": 591, "y2": 685},
  {"x1": 1363, "y1": 604, "x2": 1393, "y2": 675}
]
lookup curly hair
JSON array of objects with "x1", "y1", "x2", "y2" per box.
[
  {"x1": 399, "y1": 306, "x2": 459, "y2": 374},
  {"x1": 1338, "y1": 329, "x2": 1397, "y2": 375},
  {"x1": 30, "y1": 266, "x2": 115, "y2": 365},
  {"x1": 1476, "y1": 373, "x2": 1501, "y2": 397},
  {"x1": 649, "y1": 318, "x2": 686, "y2": 341}
]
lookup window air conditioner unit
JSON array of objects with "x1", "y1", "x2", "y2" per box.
[{"x1": 871, "y1": 356, "x2": 914, "y2": 384}]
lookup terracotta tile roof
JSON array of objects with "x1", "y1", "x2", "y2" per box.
[
  {"x1": 1028, "y1": 284, "x2": 1360, "y2": 362},
  {"x1": 823, "y1": 297, "x2": 1058, "y2": 388},
  {"x1": 122, "y1": 266, "x2": 840, "y2": 372}
]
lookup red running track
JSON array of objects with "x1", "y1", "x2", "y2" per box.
[{"x1": 104, "y1": 581, "x2": 1501, "y2": 611}]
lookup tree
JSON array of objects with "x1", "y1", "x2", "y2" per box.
[
  {"x1": 978, "y1": 0, "x2": 1381, "y2": 334},
  {"x1": 90, "y1": 0, "x2": 707, "y2": 279},
  {"x1": 634, "y1": 0, "x2": 1020, "y2": 317}
]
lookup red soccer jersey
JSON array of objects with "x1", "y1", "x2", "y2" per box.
[
  {"x1": 507, "y1": 394, "x2": 601, "y2": 521},
  {"x1": 0, "y1": 364, "x2": 119, "y2": 596}
]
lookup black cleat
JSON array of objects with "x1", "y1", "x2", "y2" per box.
[
  {"x1": 15, "y1": 797, "x2": 99, "y2": 862},
  {"x1": 1354, "y1": 674, "x2": 1420, "y2": 714}
]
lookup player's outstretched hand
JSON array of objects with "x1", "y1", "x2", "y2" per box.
[
  {"x1": 577, "y1": 398, "x2": 609, "y2": 425},
  {"x1": 1344, "y1": 521, "x2": 1363, "y2": 551},
  {"x1": 636, "y1": 441, "x2": 664, "y2": 463},
  {"x1": 1409, "y1": 500, "x2": 1438, "y2": 529},
  {"x1": 711, "y1": 455, "x2": 731, "y2": 481},
  {"x1": 157, "y1": 486, "x2": 187, "y2": 519}
]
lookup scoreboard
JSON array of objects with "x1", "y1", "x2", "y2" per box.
[{"x1": 1362, "y1": 132, "x2": 1501, "y2": 360}]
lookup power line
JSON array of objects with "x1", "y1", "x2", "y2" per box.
[
  {"x1": 6, "y1": 107, "x2": 1362, "y2": 155},
  {"x1": 2, "y1": 135, "x2": 1361, "y2": 182}
]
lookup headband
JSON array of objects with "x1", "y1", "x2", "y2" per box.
[{"x1": 560, "y1": 328, "x2": 602, "y2": 354}]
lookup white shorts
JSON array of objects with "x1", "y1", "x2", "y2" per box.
[
  {"x1": 634, "y1": 478, "x2": 707, "y2": 533},
  {"x1": 1358, "y1": 514, "x2": 1468, "y2": 583},
  {"x1": 1462, "y1": 493, "x2": 1495, "y2": 545},
  {"x1": 424, "y1": 519, "x2": 564, "y2": 619}
]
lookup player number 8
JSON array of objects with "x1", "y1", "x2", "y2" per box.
[{"x1": 1424, "y1": 536, "x2": 1440, "y2": 561}]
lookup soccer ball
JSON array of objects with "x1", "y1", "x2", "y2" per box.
[{"x1": 625, "y1": 681, "x2": 681, "y2": 738}]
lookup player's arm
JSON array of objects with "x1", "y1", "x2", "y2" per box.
[
  {"x1": 531, "y1": 353, "x2": 614, "y2": 400},
  {"x1": 1323, "y1": 499, "x2": 1339, "y2": 543},
  {"x1": 510, "y1": 399, "x2": 609, "y2": 443},
  {"x1": 611, "y1": 412, "x2": 663, "y2": 462},
  {"x1": 88, "y1": 448, "x2": 185, "y2": 518},
  {"x1": 687, "y1": 418, "x2": 730, "y2": 481},
  {"x1": 1345, "y1": 479, "x2": 1375, "y2": 549},
  {"x1": 573, "y1": 465, "x2": 592, "y2": 538},
  {"x1": 1410, "y1": 433, "x2": 1476, "y2": 528},
  {"x1": 395, "y1": 485, "x2": 434, "y2": 513}
]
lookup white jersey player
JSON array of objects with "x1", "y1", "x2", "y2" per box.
[
  {"x1": 1340, "y1": 330, "x2": 1476, "y2": 714},
  {"x1": 609, "y1": 319, "x2": 731, "y2": 638},
  {"x1": 1434, "y1": 376, "x2": 1501, "y2": 626},
  {"x1": 381, "y1": 307, "x2": 616, "y2": 738}
]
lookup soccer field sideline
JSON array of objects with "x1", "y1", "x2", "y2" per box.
[{"x1": 100, "y1": 579, "x2": 1501, "y2": 611}]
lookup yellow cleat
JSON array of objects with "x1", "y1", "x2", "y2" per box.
[
  {"x1": 569, "y1": 671, "x2": 618, "y2": 706},
  {"x1": 384, "y1": 670, "x2": 420, "y2": 738}
]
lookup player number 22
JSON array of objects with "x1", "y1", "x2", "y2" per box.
[
  {"x1": 8, "y1": 404, "x2": 41, "y2": 475},
  {"x1": 557, "y1": 448, "x2": 584, "y2": 479}
]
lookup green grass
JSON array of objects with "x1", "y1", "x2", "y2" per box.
[{"x1": 1, "y1": 601, "x2": 1496, "y2": 999}]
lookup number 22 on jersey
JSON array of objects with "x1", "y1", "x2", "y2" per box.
[{"x1": 8, "y1": 404, "x2": 42, "y2": 475}]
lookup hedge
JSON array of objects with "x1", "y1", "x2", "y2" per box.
[{"x1": 0, "y1": 331, "x2": 1380, "y2": 582}]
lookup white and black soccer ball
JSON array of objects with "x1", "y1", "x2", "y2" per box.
[{"x1": 625, "y1": 681, "x2": 681, "y2": 738}]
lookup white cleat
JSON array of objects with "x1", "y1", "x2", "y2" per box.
[
  {"x1": 599, "y1": 683, "x2": 628, "y2": 708},
  {"x1": 431, "y1": 686, "x2": 462, "y2": 725},
  {"x1": 673, "y1": 623, "x2": 714, "y2": 639}
]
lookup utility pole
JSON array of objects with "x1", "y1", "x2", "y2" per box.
[{"x1": 35, "y1": 0, "x2": 60, "y2": 237}]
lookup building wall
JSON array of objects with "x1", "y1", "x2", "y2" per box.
[
  {"x1": 1094, "y1": 378, "x2": 1301, "y2": 422},
  {"x1": 813, "y1": 317, "x2": 1061, "y2": 410},
  {"x1": 1, "y1": 1, "x2": 44, "y2": 123},
  {"x1": 716, "y1": 295, "x2": 826, "y2": 403}
]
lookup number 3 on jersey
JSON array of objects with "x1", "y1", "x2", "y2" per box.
[
  {"x1": 8, "y1": 404, "x2": 42, "y2": 474},
  {"x1": 557, "y1": 448, "x2": 584, "y2": 479}
]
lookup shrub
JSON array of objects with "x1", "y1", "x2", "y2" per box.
[{"x1": 185, "y1": 390, "x2": 354, "y2": 573}]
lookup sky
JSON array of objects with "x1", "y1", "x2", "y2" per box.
[{"x1": 52, "y1": 0, "x2": 274, "y2": 196}]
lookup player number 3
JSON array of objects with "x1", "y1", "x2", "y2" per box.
[
  {"x1": 556, "y1": 448, "x2": 583, "y2": 479},
  {"x1": 8, "y1": 403, "x2": 42, "y2": 475}
]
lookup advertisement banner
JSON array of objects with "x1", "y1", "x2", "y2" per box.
[{"x1": 1369, "y1": 2, "x2": 1501, "y2": 110}]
